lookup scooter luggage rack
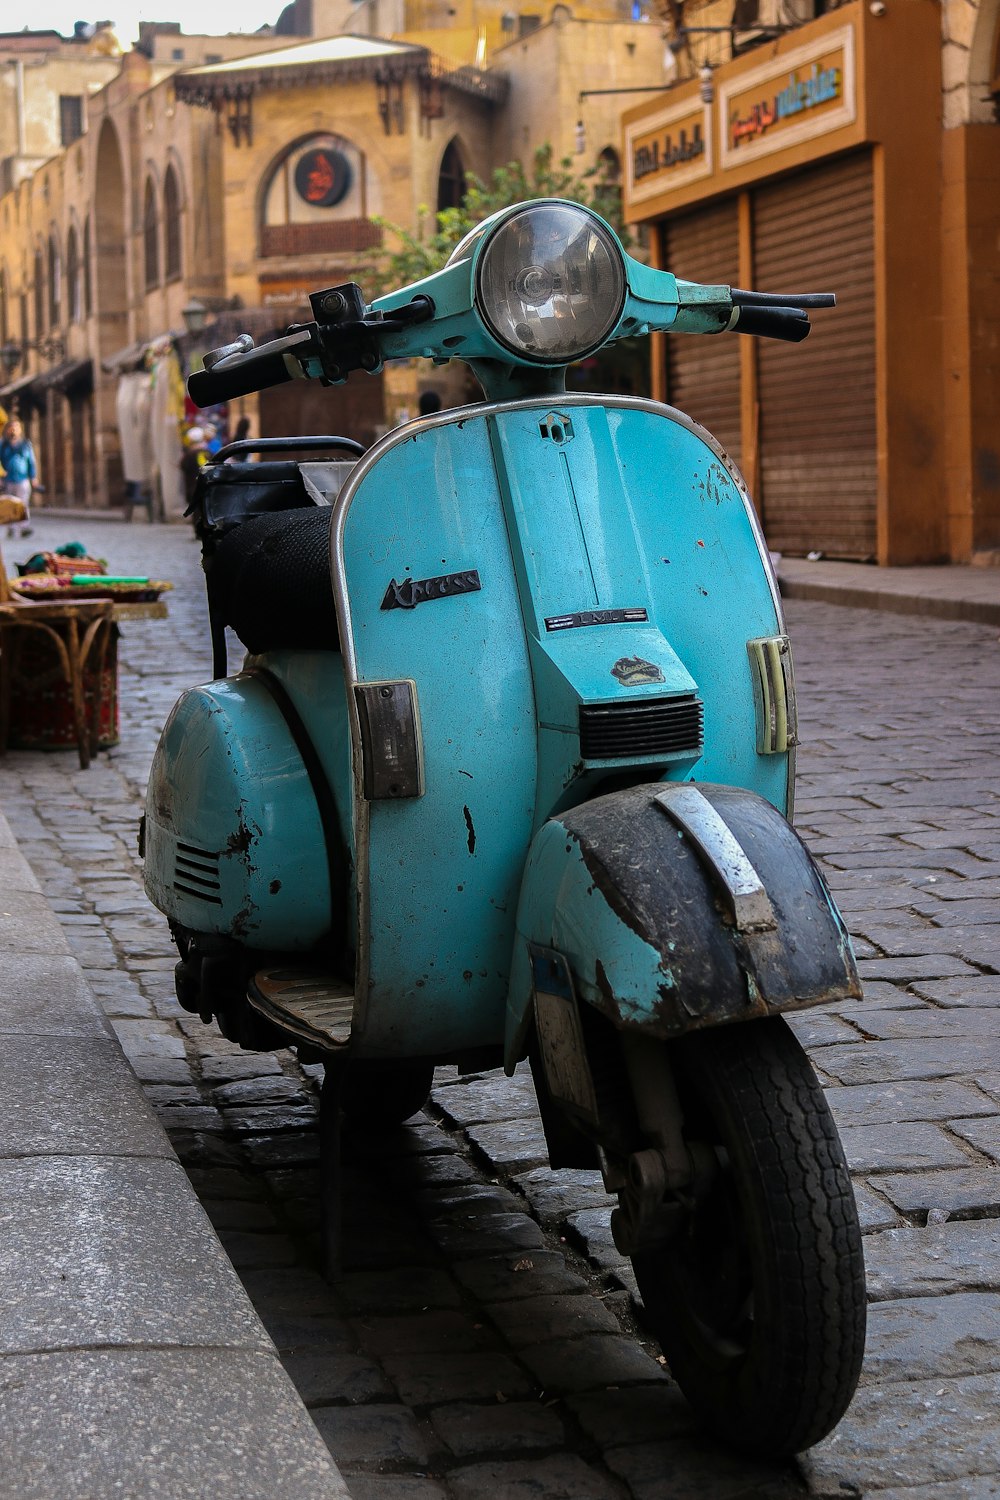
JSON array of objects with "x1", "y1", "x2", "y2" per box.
[{"x1": 247, "y1": 967, "x2": 353, "y2": 1050}]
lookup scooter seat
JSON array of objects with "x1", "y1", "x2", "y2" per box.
[{"x1": 205, "y1": 506, "x2": 339, "y2": 654}]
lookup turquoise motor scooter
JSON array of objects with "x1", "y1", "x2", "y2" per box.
[{"x1": 142, "y1": 199, "x2": 865, "y2": 1456}]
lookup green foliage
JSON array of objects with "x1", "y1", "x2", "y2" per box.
[{"x1": 369, "y1": 143, "x2": 629, "y2": 295}]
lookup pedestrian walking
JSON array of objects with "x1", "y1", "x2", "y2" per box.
[{"x1": 0, "y1": 418, "x2": 37, "y2": 537}]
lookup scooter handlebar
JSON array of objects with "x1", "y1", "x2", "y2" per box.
[
  {"x1": 731, "y1": 305, "x2": 813, "y2": 343},
  {"x1": 187, "y1": 329, "x2": 315, "y2": 408}
]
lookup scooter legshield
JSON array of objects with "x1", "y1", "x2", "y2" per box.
[{"x1": 505, "y1": 781, "x2": 860, "y2": 1068}]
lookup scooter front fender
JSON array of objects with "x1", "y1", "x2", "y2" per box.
[{"x1": 504, "y1": 781, "x2": 860, "y2": 1070}]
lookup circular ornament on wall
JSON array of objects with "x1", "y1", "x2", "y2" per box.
[{"x1": 294, "y1": 148, "x2": 352, "y2": 208}]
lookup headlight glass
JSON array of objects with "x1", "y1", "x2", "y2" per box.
[{"x1": 476, "y1": 203, "x2": 626, "y2": 363}]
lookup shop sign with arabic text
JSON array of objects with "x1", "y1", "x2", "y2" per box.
[
  {"x1": 625, "y1": 98, "x2": 713, "y2": 206},
  {"x1": 720, "y1": 25, "x2": 855, "y2": 170}
]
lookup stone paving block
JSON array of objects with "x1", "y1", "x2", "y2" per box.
[
  {"x1": 200, "y1": 1051, "x2": 284, "y2": 1082},
  {"x1": 239, "y1": 1265, "x2": 345, "y2": 1319},
  {"x1": 452, "y1": 1251, "x2": 590, "y2": 1303},
  {"x1": 311, "y1": 1404, "x2": 435, "y2": 1467},
  {"x1": 800, "y1": 1372, "x2": 1000, "y2": 1494},
  {"x1": 431, "y1": 1070, "x2": 540, "y2": 1126},
  {"x1": 864, "y1": 1220, "x2": 1000, "y2": 1301},
  {"x1": 154, "y1": 1104, "x2": 227, "y2": 1133},
  {"x1": 217, "y1": 1229, "x2": 300, "y2": 1269},
  {"x1": 465, "y1": 1117, "x2": 550, "y2": 1173},
  {"x1": 0, "y1": 1155, "x2": 267, "y2": 1354},
  {"x1": 604, "y1": 1439, "x2": 804, "y2": 1498},
  {"x1": 0, "y1": 1033, "x2": 173, "y2": 1159},
  {"x1": 824, "y1": 1079, "x2": 999, "y2": 1128},
  {"x1": 281, "y1": 1349, "x2": 395, "y2": 1405},
  {"x1": 243, "y1": 1131, "x2": 321, "y2": 1167},
  {"x1": 0, "y1": 950, "x2": 111, "y2": 1036},
  {"x1": 336, "y1": 1266, "x2": 463, "y2": 1315},
  {"x1": 857, "y1": 1010, "x2": 1000, "y2": 1042},
  {"x1": 852, "y1": 1179, "x2": 903, "y2": 1231},
  {"x1": 484, "y1": 1292, "x2": 622, "y2": 1347},
  {"x1": 387, "y1": 1151, "x2": 478, "y2": 1189},
  {"x1": 0, "y1": 886, "x2": 71, "y2": 955},
  {"x1": 565, "y1": 1384, "x2": 696, "y2": 1447},
  {"x1": 213, "y1": 1073, "x2": 308, "y2": 1106},
  {"x1": 0, "y1": 1347, "x2": 349, "y2": 1500},
  {"x1": 428, "y1": 1399, "x2": 566, "y2": 1457},
  {"x1": 565, "y1": 1206, "x2": 630, "y2": 1278},
  {"x1": 203, "y1": 1197, "x2": 279, "y2": 1232},
  {"x1": 446, "y1": 1454, "x2": 619, "y2": 1499},
  {"x1": 419, "y1": 1183, "x2": 522, "y2": 1220},
  {"x1": 783, "y1": 1011, "x2": 861, "y2": 1048},
  {"x1": 818, "y1": 1040, "x2": 1000, "y2": 1087},
  {"x1": 862, "y1": 1294, "x2": 1000, "y2": 1384},
  {"x1": 256, "y1": 1311, "x2": 355, "y2": 1355},
  {"x1": 353, "y1": 1310, "x2": 495, "y2": 1358},
  {"x1": 513, "y1": 1166, "x2": 609, "y2": 1224},
  {"x1": 855, "y1": 957, "x2": 979, "y2": 982},
  {"x1": 837, "y1": 1120, "x2": 974, "y2": 1173},
  {"x1": 221, "y1": 1102, "x2": 320, "y2": 1135},
  {"x1": 380, "y1": 1350, "x2": 535, "y2": 1407},
  {"x1": 521, "y1": 1334, "x2": 667, "y2": 1395},
  {"x1": 428, "y1": 1211, "x2": 547, "y2": 1259},
  {"x1": 913, "y1": 978, "x2": 1000, "y2": 1008},
  {"x1": 878, "y1": 1168, "x2": 1000, "y2": 1219},
  {"x1": 950, "y1": 1118, "x2": 1000, "y2": 1163}
]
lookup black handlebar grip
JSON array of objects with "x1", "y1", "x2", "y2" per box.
[
  {"x1": 733, "y1": 305, "x2": 811, "y2": 343},
  {"x1": 188, "y1": 348, "x2": 297, "y2": 407}
]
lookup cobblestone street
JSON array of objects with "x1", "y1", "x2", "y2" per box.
[{"x1": 3, "y1": 514, "x2": 1000, "y2": 1498}]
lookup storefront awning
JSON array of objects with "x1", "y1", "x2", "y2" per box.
[
  {"x1": 101, "y1": 340, "x2": 151, "y2": 374},
  {"x1": 0, "y1": 370, "x2": 44, "y2": 408},
  {"x1": 35, "y1": 357, "x2": 94, "y2": 397}
]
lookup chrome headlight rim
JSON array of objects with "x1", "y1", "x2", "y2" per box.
[{"x1": 473, "y1": 200, "x2": 628, "y2": 366}]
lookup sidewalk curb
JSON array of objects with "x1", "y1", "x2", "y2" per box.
[
  {"x1": 0, "y1": 807, "x2": 351, "y2": 1500},
  {"x1": 779, "y1": 575, "x2": 1000, "y2": 627}
]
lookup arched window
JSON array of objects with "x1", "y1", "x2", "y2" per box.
[
  {"x1": 66, "y1": 226, "x2": 81, "y2": 323},
  {"x1": 48, "y1": 233, "x2": 61, "y2": 329},
  {"x1": 33, "y1": 245, "x2": 45, "y2": 336},
  {"x1": 163, "y1": 165, "x2": 182, "y2": 280},
  {"x1": 0, "y1": 266, "x2": 7, "y2": 346},
  {"x1": 143, "y1": 178, "x2": 159, "y2": 290},
  {"x1": 437, "y1": 139, "x2": 465, "y2": 213},
  {"x1": 260, "y1": 134, "x2": 375, "y2": 257},
  {"x1": 83, "y1": 217, "x2": 92, "y2": 317}
]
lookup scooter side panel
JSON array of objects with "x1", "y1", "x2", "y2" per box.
[
  {"x1": 339, "y1": 417, "x2": 537, "y2": 1056},
  {"x1": 143, "y1": 675, "x2": 333, "y2": 949}
]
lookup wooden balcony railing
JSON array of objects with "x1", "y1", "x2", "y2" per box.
[{"x1": 260, "y1": 219, "x2": 383, "y2": 258}]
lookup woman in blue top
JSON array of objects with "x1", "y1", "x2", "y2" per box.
[{"x1": 0, "y1": 418, "x2": 37, "y2": 537}]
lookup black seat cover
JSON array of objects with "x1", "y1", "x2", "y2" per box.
[{"x1": 206, "y1": 507, "x2": 339, "y2": 654}]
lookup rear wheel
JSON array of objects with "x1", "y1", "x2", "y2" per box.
[{"x1": 631, "y1": 1016, "x2": 865, "y2": 1457}]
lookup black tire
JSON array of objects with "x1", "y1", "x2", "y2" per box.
[
  {"x1": 339, "y1": 1059, "x2": 435, "y2": 1132},
  {"x1": 631, "y1": 1016, "x2": 866, "y2": 1457}
]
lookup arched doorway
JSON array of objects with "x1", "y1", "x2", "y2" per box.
[
  {"x1": 94, "y1": 119, "x2": 128, "y2": 503},
  {"x1": 437, "y1": 139, "x2": 465, "y2": 213}
]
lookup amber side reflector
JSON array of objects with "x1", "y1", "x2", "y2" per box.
[{"x1": 747, "y1": 636, "x2": 798, "y2": 755}]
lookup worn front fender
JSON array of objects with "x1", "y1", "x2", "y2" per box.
[{"x1": 504, "y1": 781, "x2": 860, "y2": 1070}]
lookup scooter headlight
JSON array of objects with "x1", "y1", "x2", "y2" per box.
[{"x1": 475, "y1": 202, "x2": 626, "y2": 364}]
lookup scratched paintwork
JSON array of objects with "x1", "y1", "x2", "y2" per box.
[{"x1": 505, "y1": 782, "x2": 861, "y2": 1066}]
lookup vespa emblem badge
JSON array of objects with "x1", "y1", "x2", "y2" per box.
[
  {"x1": 611, "y1": 656, "x2": 665, "y2": 686},
  {"x1": 381, "y1": 570, "x2": 481, "y2": 611}
]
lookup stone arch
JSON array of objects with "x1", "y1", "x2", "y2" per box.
[
  {"x1": 437, "y1": 137, "x2": 466, "y2": 213},
  {"x1": 143, "y1": 174, "x2": 160, "y2": 289},
  {"x1": 258, "y1": 131, "x2": 375, "y2": 254},
  {"x1": 48, "y1": 226, "x2": 62, "y2": 329},
  {"x1": 33, "y1": 239, "x2": 45, "y2": 337},
  {"x1": 94, "y1": 118, "x2": 128, "y2": 357},
  {"x1": 66, "y1": 220, "x2": 82, "y2": 323},
  {"x1": 163, "y1": 161, "x2": 183, "y2": 280}
]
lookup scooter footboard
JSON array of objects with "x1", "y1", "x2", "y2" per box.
[{"x1": 504, "y1": 781, "x2": 860, "y2": 1068}]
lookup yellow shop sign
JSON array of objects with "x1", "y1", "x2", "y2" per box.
[
  {"x1": 720, "y1": 25, "x2": 856, "y2": 170},
  {"x1": 626, "y1": 99, "x2": 713, "y2": 206}
]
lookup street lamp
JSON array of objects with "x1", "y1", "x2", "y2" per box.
[{"x1": 0, "y1": 335, "x2": 66, "y2": 376}]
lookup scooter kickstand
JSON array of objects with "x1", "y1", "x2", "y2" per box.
[{"x1": 319, "y1": 1063, "x2": 346, "y2": 1282}]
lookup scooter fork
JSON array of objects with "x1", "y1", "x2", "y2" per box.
[{"x1": 608, "y1": 1033, "x2": 715, "y2": 1256}]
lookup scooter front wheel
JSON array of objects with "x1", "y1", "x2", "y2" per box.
[{"x1": 631, "y1": 1016, "x2": 865, "y2": 1457}]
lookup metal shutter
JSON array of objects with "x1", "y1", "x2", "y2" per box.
[
  {"x1": 753, "y1": 152, "x2": 876, "y2": 559},
  {"x1": 663, "y1": 198, "x2": 742, "y2": 467}
]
